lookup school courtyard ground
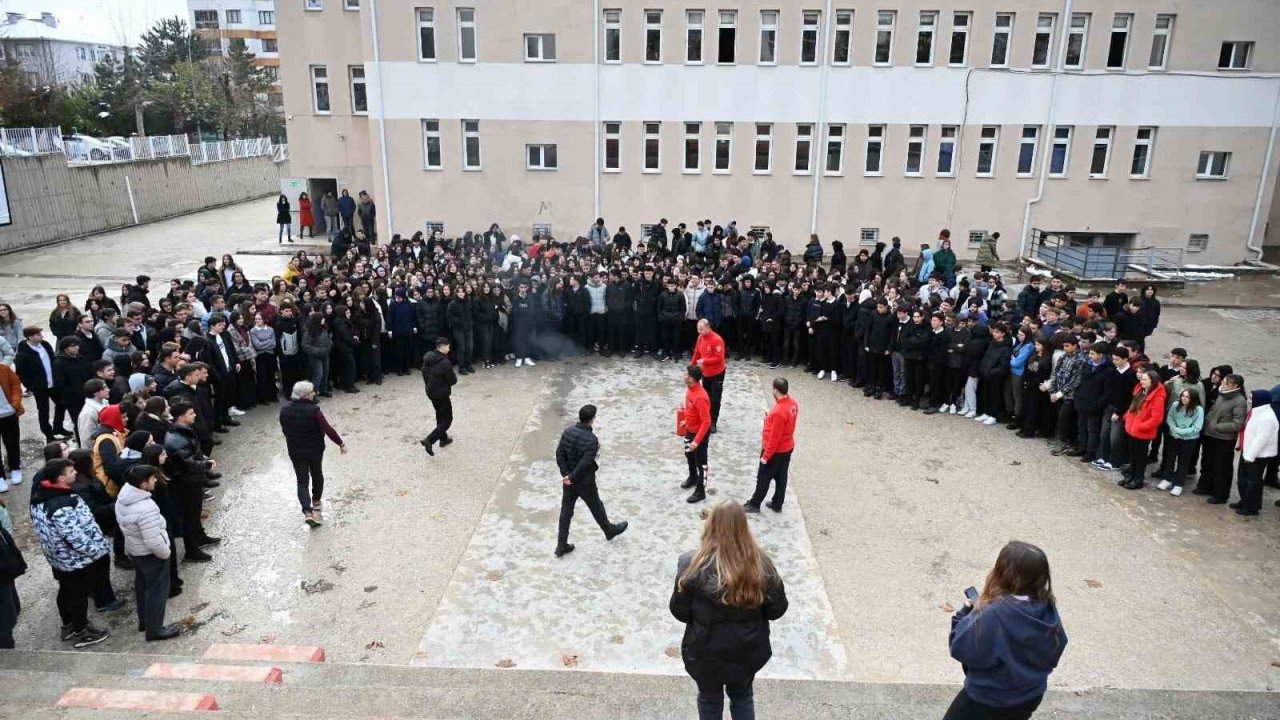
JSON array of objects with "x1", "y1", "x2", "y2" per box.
[{"x1": 0, "y1": 197, "x2": 1278, "y2": 717}]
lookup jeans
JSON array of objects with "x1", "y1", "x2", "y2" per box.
[
  {"x1": 426, "y1": 397, "x2": 453, "y2": 445},
  {"x1": 943, "y1": 689, "x2": 1041, "y2": 720},
  {"x1": 278, "y1": 222, "x2": 291, "y2": 241},
  {"x1": 290, "y1": 455, "x2": 325, "y2": 514},
  {"x1": 695, "y1": 678, "x2": 755, "y2": 720},
  {"x1": 325, "y1": 215, "x2": 338, "y2": 241},
  {"x1": 749, "y1": 451, "x2": 791, "y2": 509},
  {"x1": 963, "y1": 377, "x2": 978, "y2": 413},
  {"x1": 133, "y1": 553, "x2": 170, "y2": 635},
  {"x1": 1076, "y1": 408, "x2": 1103, "y2": 458},
  {"x1": 557, "y1": 478, "x2": 613, "y2": 547},
  {"x1": 891, "y1": 352, "x2": 906, "y2": 395},
  {"x1": 0, "y1": 414, "x2": 20, "y2": 473},
  {"x1": 308, "y1": 354, "x2": 331, "y2": 393},
  {"x1": 1098, "y1": 409, "x2": 1123, "y2": 464}
]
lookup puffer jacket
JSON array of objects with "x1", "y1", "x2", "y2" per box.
[
  {"x1": 658, "y1": 290, "x2": 686, "y2": 323},
  {"x1": 301, "y1": 326, "x2": 333, "y2": 358},
  {"x1": 114, "y1": 482, "x2": 171, "y2": 559},
  {"x1": 696, "y1": 291, "x2": 723, "y2": 328},
  {"x1": 1125, "y1": 383, "x2": 1168, "y2": 441},
  {"x1": 1204, "y1": 388, "x2": 1247, "y2": 441},
  {"x1": 415, "y1": 297, "x2": 441, "y2": 341},
  {"x1": 29, "y1": 480, "x2": 110, "y2": 572}
]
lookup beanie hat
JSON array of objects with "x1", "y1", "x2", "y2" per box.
[{"x1": 125, "y1": 430, "x2": 151, "y2": 452}]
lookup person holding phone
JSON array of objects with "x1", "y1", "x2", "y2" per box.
[{"x1": 945, "y1": 541, "x2": 1068, "y2": 720}]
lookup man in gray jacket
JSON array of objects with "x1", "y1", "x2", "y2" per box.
[
  {"x1": 1196, "y1": 373, "x2": 1248, "y2": 504},
  {"x1": 115, "y1": 465, "x2": 179, "y2": 640}
]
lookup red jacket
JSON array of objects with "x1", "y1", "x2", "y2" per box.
[
  {"x1": 761, "y1": 395, "x2": 798, "y2": 462},
  {"x1": 1123, "y1": 383, "x2": 1167, "y2": 441},
  {"x1": 692, "y1": 330, "x2": 727, "y2": 378},
  {"x1": 683, "y1": 384, "x2": 712, "y2": 445}
]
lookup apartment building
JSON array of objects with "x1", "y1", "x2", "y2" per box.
[
  {"x1": 189, "y1": 0, "x2": 284, "y2": 106},
  {"x1": 278, "y1": 1, "x2": 1280, "y2": 265},
  {"x1": 0, "y1": 12, "x2": 125, "y2": 86}
]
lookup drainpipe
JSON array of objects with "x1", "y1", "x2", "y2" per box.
[
  {"x1": 1245, "y1": 82, "x2": 1280, "y2": 262},
  {"x1": 809, "y1": 0, "x2": 835, "y2": 234},
  {"x1": 1019, "y1": 0, "x2": 1073, "y2": 259},
  {"x1": 593, "y1": 0, "x2": 601, "y2": 220},
  {"x1": 368, "y1": 0, "x2": 394, "y2": 235}
]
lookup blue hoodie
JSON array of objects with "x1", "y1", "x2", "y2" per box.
[
  {"x1": 949, "y1": 596, "x2": 1068, "y2": 707},
  {"x1": 1009, "y1": 340, "x2": 1034, "y2": 377},
  {"x1": 917, "y1": 249, "x2": 936, "y2": 284}
]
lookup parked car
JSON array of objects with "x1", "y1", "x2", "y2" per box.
[
  {"x1": 63, "y1": 134, "x2": 114, "y2": 162},
  {"x1": 0, "y1": 141, "x2": 32, "y2": 157},
  {"x1": 104, "y1": 137, "x2": 133, "y2": 161}
]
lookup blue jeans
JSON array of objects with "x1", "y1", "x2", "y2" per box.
[
  {"x1": 308, "y1": 354, "x2": 330, "y2": 393},
  {"x1": 696, "y1": 678, "x2": 754, "y2": 720},
  {"x1": 326, "y1": 215, "x2": 338, "y2": 241}
]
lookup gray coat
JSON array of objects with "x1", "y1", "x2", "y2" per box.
[
  {"x1": 114, "y1": 483, "x2": 171, "y2": 559},
  {"x1": 1204, "y1": 388, "x2": 1247, "y2": 441}
]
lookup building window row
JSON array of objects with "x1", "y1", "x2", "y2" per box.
[{"x1": 192, "y1": 9, "x2": 275, "y2": 27}]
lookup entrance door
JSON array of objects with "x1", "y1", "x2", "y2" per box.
[
  {"x1": 308, "y1": 178, "x2": 339, "y2": 235},
  {"x1": 280, "y1": 177, "x2": 307, "y2": 236}
]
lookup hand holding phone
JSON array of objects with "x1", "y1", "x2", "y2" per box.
[{"x1": 963, "y1": 586, "x2": 979, "y2": 607}]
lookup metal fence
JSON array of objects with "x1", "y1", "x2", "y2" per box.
[
  {"x1": 1028, "y1": 230, "x2": 1185, "y2": 280},
  {"x1": 0, "y1": 127, "x2": 282, "y2": 167},
  {"x1": 190, "y1": 137, "x2": 275, "y2": 165},
  {"x1": 127, "y1": 135, "x2": 191, "y2": 160},
  {"x1": 0, "y1": 127, "x2": 65, "y2": 155}
]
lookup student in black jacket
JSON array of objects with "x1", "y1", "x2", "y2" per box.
[
  {"x1": 53, "y1": 338, "x2": 92, "y2": 438},
  {"x1": 446, "y1": 289, "x2": 475, "y2": 375},
  {"x1": 781, "y1": 285, "x2": 809, "y2": 368},
  {"x1": 976, "y1": 323, "x2": 1013, "y2": 424},
  {"x1": 733, "y1": 276, "x2": 760, "y2": 361},
  {"x1": 657, "y1": 278, "x2": 687, "y2": 362},
  {"x1": 899, "y1": 309, "x2": 931, "y2": 408},
  {"x1": 554, "y1": 404, "x2": 627, "y2": 557},
  {"x1": 758, "y1": 283, "x2": 783, "y2": 369},
  {"x1": 864, "y1": 299, "x2": 895, "y2": 399},
  {"x1": 15, "y1": 327, "x2": 69, "y2": 441},
  {"x1": 331, "y1": 306, "x2": 361, "y2": 392},
  {"x1": 1071, "y1": 342, "x2": 1116, "y2": 461},
  {"x1": 420, "y1": 337, "x2": 457, "y2": 456},
  {"x1": 922, "y1": 313, "x2": 953, "y2": 414}
]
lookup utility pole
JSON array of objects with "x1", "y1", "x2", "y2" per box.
[{"x1": 123, "y1": 47, "x2": 145, "y2": 137}]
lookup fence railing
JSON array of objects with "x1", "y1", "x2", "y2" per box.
[
  {"x1": 190, "y1": 138, "x2": 275, "y2": 165},
  {"x1": 271, "y1": 143, "x2": 289, "y2": 163},
  {"x1": 0, "y1": 126, "x2": 65, "y2": 156},
  {"x1": 127, "y1": 135, "x2": 191, "y2": 160},
  {"x1": 1027, "y1": 230, "x2": 1186, "y2": 280},
  {"x1": 1, "y1": 127, "x2": 278, "y2": 168}
]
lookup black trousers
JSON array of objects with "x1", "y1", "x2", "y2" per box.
[
  {"x1": 557, "y1": 478, "x2": 612, "y2": 547},
  {"x1": 290, "y1": 454, "x2": 325, "y2": 514},
  {"x1": 1166, "y1": 437, "x2": 1199, "y2": 487},
  {"x1": 1126, "y1": 437, "x2": 1152, "y2": 484},
  {"x1": 1197, "y1": 436, "x2": 1235, "y2": 500},
  {"x1": 764, "y1": 330, "x2": 781, "y2": 366},
  {"x1": 749, "y1": 451, "x2": 792, "y2": 509},
  {"x1": 427, "y1": 397, "x2": 453, "y2": 444},
  {"x1": 0, "y1": 580, "x2": 17, "y2": 649},
  {"x1": 587, "y1": 314, "x2": 608, "y2": 349},
  {"x1": 133, "y1": 553, "x2": 170, "y2": 635},
  {"x1": 635, "y1": 314, "x2": 656, "y2": 351},
  {"x1": 1054, "y1": 399, "x2": 1077, "y2": 444},
  {"x1": 0, "y1": 414, "x2": 20, "y2": 474},
  {"x1": 702, "y1": 373, "x2": 724, "y2": 427},
  {"x1": 453, "y1": 327, "x2": 474, "y2": 369},
  {"x1": 52, "y1": 562, "x2": 96, "y2": 631},
  {"x1": 782, "y1": 328, "x2": 803, "y2": 365},
  {"x1": 255, "y1": 352, "x2": 278, "y2": 401},
  {"x1": 30, "y1": 385, "x2": 57, "y2": 437},
  {"x1": 943, "y1": 689, "x2": 1042, "y2": 720},
  {"x1": 1076, "y1": 408, "x2": 1103, "y2": 457},
  {"x1": 280, "y1": 353, "x2": 306, "y2": 398},
  {"x1": 736, "y1": 317, "x2": 756, "y2": 357},
  {"x1": 660, "y1": 320, "x2": 681, "y2": 356},
  {"x1": 176, "y1": 483, "x2": 207, "y2": 549},
  {"x1": 927, "y1": 364, "x2": 947, "y2": 407},
  {"x1": 869, "y1": 352, "x2": 891, "y2": 392},
  {"x1": 684, "y1": 432, "x2": 709, "y2": 490},
  {"x1": 1237, "y1": 458, "x2": 1265, "y2": 513},
  {"x1": 476, "y1": 323, "x2": 495, "y2": 364},
  {"x1": 904, "y1": 358, "x2": 926, "y2": 402}
]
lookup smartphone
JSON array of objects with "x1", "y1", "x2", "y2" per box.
[{"x1": 964, "y1": 586, "x2": 979, "y2": 603}]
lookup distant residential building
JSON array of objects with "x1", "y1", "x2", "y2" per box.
[
  {"x1": 0, "y1": 12, "x2": 124, "y2": 86},
  {"x1": 188, "y1": 1, "x2": 282, "y2": 107}
]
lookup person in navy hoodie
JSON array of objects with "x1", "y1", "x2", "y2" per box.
[{"x1": 945, "y1": 540, "x2": 1068, "y2": 720}]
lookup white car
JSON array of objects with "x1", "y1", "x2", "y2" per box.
[
  {"x1": 0, "y1": 141, "x2": 32, "y2": 157},
  {"x1": 63, "y1": 134, "x2": 114, "y2": 162},
  {"x1": 104, "y1": 136, "x2": 133, "y2": 160}
]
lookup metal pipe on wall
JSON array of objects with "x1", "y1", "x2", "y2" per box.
[
  {"x1": 593, "y1": 0, "x2": 602, "y2": 221},
  {"x1": 809, "y1": 0, "x2": 836, "y2": 235},
  {"x1": 368, "y1": 0, "x2": 395, "y2": 236},
  {"x1": 1246, "y1": 83, "x2": 1280, "y2": 262},
  {"x1": 1019, "y1": 0, "x2": 1074, "y2": 259}
]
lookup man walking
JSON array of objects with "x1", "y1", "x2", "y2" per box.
[
  {"x1": 691, "y1": 319, "x2": 727, "y2": 432},
  {"x1": 745, "y1": 378, "x2": 798, "y2": 514},
  {"x1": 554, "y1": 404, "x2": 627, "y2": 557},
  {"x1": 680, "y1": 366, "x2": 713, "y2": 503},
  {"x1": 279, "y1": 382, "x2": 347, "y2": 527},
  {"x1": 420, "y1": 337, "x2": 457, "y2": 456}
]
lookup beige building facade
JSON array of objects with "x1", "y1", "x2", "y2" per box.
[{"x1": 278, "y1": 0, "x2": 1280, "y2": 266}]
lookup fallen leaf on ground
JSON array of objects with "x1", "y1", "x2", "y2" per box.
[
  {"x1": 940, "y1": 601, "x2": 955, "y2": 613},
  {"x1": 220, "y1": 624, "x2": 247, "y2": 637},
  {"x1": 366, "y1": 640, "x2": 385, "y2": 650},
  {"x1": 1271, "y1": 660, "x2": 1280, "y2": 668},
  {"x1": 924, "y1": 477, "x2": 940, "y2": 484},
  {"x1": 363, "y1": 585, "x2": 378, "y2": 593},
  {"x1": 561, "y1": 654, "x2": 579, "y2": 668},
  {"x1": 485, "y1": 570, "x2": 504, "y2": 581},
  {"x1": 495, "y1": 658, "x2": 516, "y2": 668},
  {"x1": 664, "y1": 646, "x2": 680, "y2": 659},
  {"x1": 1009, "y1": 460, "x2": 1022, "y2": 466},
  {"x1": 395, "y1": 490, "x2": 410, "y2": 497},
  {"x1": 609, "y1": 635, "x2": 625, "y2": 644},
  {"x1": 258, "y1": 634, "x2": 276, "y2": 644},
  {"x1": 1085, "y1": 579, "x2": 1103, "y2": 589}
]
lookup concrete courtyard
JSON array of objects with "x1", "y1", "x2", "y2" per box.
[{"x1": 0, "y1": 198, "x2": 1278, "y2": 712}]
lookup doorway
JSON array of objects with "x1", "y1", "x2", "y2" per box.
[{"x1": 309, "y1": 178, "x2": 339, "y2": 235}]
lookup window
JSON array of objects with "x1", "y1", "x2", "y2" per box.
[
  {"x1": 1033, "y1": 14, "x2": 1055, "y2": 68},
  {"x1": 349, "y1": 66, "x2": 367, "y2": 113},
  {"x1": 967, "y1": 230, "x2": 987, "y2": 248},
  {"x1": 422, "y1": 120, "x2": 442, "y2": 169},
  {"x1": 916, "y1": 11, "x2": 936, "y2": 65},
  {"x1": 259, "y1": 11, "x2": 275, "y2": 25},
  {"x1": 718, "y1": 11, "x2": 737, "y2": 63},
  {"x1": 457, "y1": 8, "x2": 476, "y2": 62},
  {"x1": 686, "y1": 10, "x2": 704, "y2": 63},
  {"x1": 1196, "y1": 151, "x2": 1231, "y2": 179},
  {"x1": 827, "y1": 124, "x2": 846, "y2": 174},
  {"x1": 645, "y1": 9, "x2": 663, "y2": 63},
  {"x1": 76, "y1": 46, "x2": 87, "y2": 60},
  {"x1": 226, "y1": 9, "x2": 242, "y2": 24},
  {"x1": 1089, "y1": 127, "x2": 1113, "y2": 177},
  {"x1": 976, "y1": 126, "x2": 998, "y2": 176},
  {"x1": 864, "y1": 125, "x2": 883, "y2": 175},
  {"x1": 1017, "y1": 126, "x2": 1039, "y2": 176},
  {"x1": 525, "y1": 34, "x2": 556, "y2": 62},
  {"x1": 833, "y1": 10, "x2": 853, "y2": 64},
  {"x1": 874, "y1": 11, "x2": 895, "y2": 65},
  {"x1": 860, "y1": 228, "x2": 879, "y2": 247},
  {"x1": 417, "y1": 9, "x2": 436, "y2": 61},
  {"x1": 1065, "y1": 14, "x2": 1088, "y2": 69},
  {"x1": 714, "y1": 122, "x2": 733, "y2": 172},
  {"x1": 527, "y1": 144, "x2": 558, "y2": 170},
  {"x1": 644, "y1": 122, "x2": 661, "y2": 172},
  {"x1": 905, "y1": 125, "x2": 925, "y2": 175},
  {"x1": 604, "y1": 10, "x2": 621, "y2": 63},
  {"x1": 310, "y1": 66, "x2": 330, "y2": 113},
  {"x1": 1219, "y1": 42, "x2": 1252, "y2": 70},
  {"x1": 684, "y1": 122, "x2": 701, "y2": 172},
  {"x1": 603, "y1": 122, "x2": 621, "y2": 172},
  {"x1": 262, "y1": 38, "x2": 279, "y2": 53},
  {"x1": 1130, "y1": 127, "x2": 1155, "y2": 178},
  {"x1": 991, "y1": 13, "x2": 1013, "y2": 67},
  {"x1": 795, "y1": 123, "x2": 814, "y2": 173},
  {"x1": 15, "y1": 44, "x2": 32, "y2": 59},
  {"x1": 462, "y1": 119, "x2": 481, "y2": 170},
  {"x1": 264, "y1": 66, "x2": 279, "y2": 80},
  {"x1": 754, "y1": 123, "x2": 772, "y2": 173},
  {"x1": 759, "y1": 10, "x2": 778, "y2": 64},
  {"x1": 1107, "y1": 14, "x2": 1131, "y2": 69},
  {"x1": 194, "y1": 10, "x2": 219, "y2": 29},
  {"x1": 937, "y1": 125, "x2": 957, "y2": 175},
  {"x1": 1050, "y1": 126, "x2": 1072, "y2": 177},
  {"x1": 1187, "y1": 234, "x2": 1209, "y2": 253},
  {"x1": 1149, "y1": 15, "x2": 1174, "y2": 70},
  {"x1": 800, "y1": 11, "x2": 820, "y2": 65},
  {"x1": 532, "y1": 223, "x2": 553, "y2": 240},
  {"x1": 305, "y1": 0, "x2": 323, "y2": 11},
  {"x1": 948, "y1": 12, "x2": 970, "y2": 66},
  {"x1": 345, "y1": 0, "x2": 360, "y2": 10}
]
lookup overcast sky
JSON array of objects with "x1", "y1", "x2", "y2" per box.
[{"x1": 4, "y1": 0, "x2": 189, "y2": 45}]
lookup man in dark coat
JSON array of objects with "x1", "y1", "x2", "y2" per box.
[
  {"x1": 553, "y1": 404, "x2": 627, "y2": 557},
  {"x1": 15, "y1": 327, "x2": 70, "y2": 441},
  {"x1": 52, "y1": 338, "x2": 92, "y2": 440},
  {"x1": 278, "y1": 382, "x2": 346, "y2": 526},
  {"x1": 420, "y1": 338, "x2": 457, "y2": 456},
  {"x1": 162, "y1": 402, "x2": 219, "y2": 561}
]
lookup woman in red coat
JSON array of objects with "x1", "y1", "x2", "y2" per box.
[
  {"x1": 298, "y1": 192, "x2": 315, "y2": 239},
  {"x1": 1121, "y1": 369, "x2": 1167, "y2": 490}
]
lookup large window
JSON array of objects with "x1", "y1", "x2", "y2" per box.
[
  {"x1": 718, "y1": 11, "x2": 737, "y2": 64},
  {"x1": 1017, "y1": 126, "x2": 1039, "y2": 176},
  {"x1": 714, "y1": 122, "x2": 733, "y2": 172},
  {"x1": 194, "y1": 10, "x2": 219, "y2": 29},
  {"x1": 1131, "y1": 127, "x2": 1155, "y2": 178},
  {"x1": 1065, "y1": 14, "x2": 1088, "y2": 69},
  {"x1": 1149, "y1": 15, "x2": 1174, "y2": 70},
  {"x1": 603, "y1": 122, "x2": 621, "y2": 172},
  {"x1": 800, "y1": 11, "x2": 820, "y2": 65},
  {"x1": 874, "y1": 11, "x2": 895, "y2": 65},
  {"x1": 1107, "y1": 14, "x2": 1132, "y2": 69},
  {"x1": 349, "y1": 66, "x2": 367, "y2": 114},
  {"x1": 604, "y1": 9, "x2": 621, "y2": 63},
  {"x1": 905, "y1": 125, "x2": 925, "y2": 176},
  {"x1": 526, "y1": 144, "x2": 558, "y2": 170},
  {"x1": 991, "y1": 13, "x2": 1013, "y2": 67},
  {"x1": 1049, "y1": 126, "x2": 1072, "y2": 177},
  {"x1": 262, "y1": 38, "x2": 278, "y2": 53},
  {"x1": 684, "y1": 122, "x2": 701, "y2": 172},
  {"x1": 644, "y1": 122, "x2": 661, "y2": 172},
  {"x1": 686, "y1": 10, "x2": 703, "y2": 63},
  {"x1": 948, "y1": 12, "x2": 970, "y2": 66},
  {"x1": 226, "y1": 9, "x2": 242, "y2": 24},
  {"x1": 1196, "y1": 151, "x2": 1230, "y2": 179},
  {"x1": 937, "y1": 126, "x2": 957, "y2": 175},
  {"x1": 457, "y1": 8, "x2": 476, "y2": 62},
  {"x1": 462, "y1": 119, "x2": 481, "y2": 170},
  {"x1": 759, "y1": 10, "x2": 778, "y2": 65},
  {"x1": 916, "y1": 11, "x2": 936, "y2": 65},
  {"x1": 422, "y1": 119, "x2": 442, "y2": 169},
  {"x1": 416, "y1": 9, "x2": 436, "y2": 61},
  {"x1": 864, "y1": 125, "x2": 884, "y2": 175},
  {"x1": 826, "y1": 124, "x2": 846, "y2": 175},
  {"x1": 795, "y1": 123, "x2": 814, "y2": 174},
  {"x1": 259, "y1": 11, "x2": 275, "y2": 25},
  {"x1": 524, "y1": 33, "x2": 556, "y2": 62},
  {"x1": 1219, "y1": 41, "x2": 1252, "y2": 70},
  {"x1": 310, "y1": 65, "x2": 330, "y2": 114},
  {"x1": 305, "y1": 0, "x2": 323, "y2": 12},
  {"x1": 1090, "y1": 127, "x2": 1113, "y2": 177},
  {"x1": 754, "y1": 123, "x2": 772, "y2": 173},
  {"x1": 1032, "y1": 14, "x2": 1055, "y2": 69},
  {"x1": 976, "y1": 126, "x2": 998, "y2": 177},
  {"x1": 833, "y1": 10, "x2": 853, "y2": 65},
  {"x1": 645, "y1": 9, "x2": 663, "y2": 63}
]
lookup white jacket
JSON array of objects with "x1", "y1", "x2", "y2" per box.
[
  {"x1": 1242, "y1": 405, "x2": 1279, "y2": 463},
  {"x1": 114, "y1": 483, "x2": 171, "y2": 559},
  {"x1": 77, "y1": 398, "x2": 107, "y2": 446}
]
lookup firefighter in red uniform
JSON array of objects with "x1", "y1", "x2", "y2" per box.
[
  {"x1": 746, "y1": 377, "x2": 799, "y2": 513},
  {"x1": 691, "y1": 319, "x2": 727, "y2": 432},
  {"x1": 680, "y1": 365, "x2": 713, "y2": 503}
]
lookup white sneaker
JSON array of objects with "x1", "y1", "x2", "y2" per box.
[
  {"x1": 963, "y1": 410, "x2": 977, "y2": 419},
  {"x1": 830, "y1": 372, "x2": 838, "y2": 382},
  {"x1": 515, "y1": 358, "x2": 524, "y2": 368},
  {"x1": 817, "y1": 371, "x2": 826, "y2": 379},
  {"x1": 974, "y1": 414, "x2": 990, "y2": 422},
  {"x1": 0, "y1": 477, "x2": 7, "y2": 493},
  {"x1": 1170, "y1": 486, "x2": 1183, "y2": 496},
  {"x1": 8, "y1": 469, "x2": 20, "y2": 485},
  {"x1": 525, "y1": 358, "x2": 536, "y2": 367},
  {"x1": 947, "y1": 405, "x2": 957, "y2": 414},
  {"x1": 938, "y1": 404, "x2": 948, "y2": 413},
  {"x1": 982, "y1": 417, "x2": 997, "y2": 426},
  {"x1": 228, "y1": 407, "x2": 246, "y2": 417},
  {"x1": 1156, "y1": 480, "x2": 1172, "y2": 491}
]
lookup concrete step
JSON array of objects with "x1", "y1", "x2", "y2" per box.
[{"x1": 0, "y1": 650, "x2": 1275, "y2": 719}]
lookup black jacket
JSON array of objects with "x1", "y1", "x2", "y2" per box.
[
  {"x1": 472, "y1": 296, "x2": 499, "y2": 326},
  {"x1": 135, "y1": 412, "x2": 169, "y2": 445},
  {"x1": 421, "y1": 350, "x2": 457, "y2": 400},
  {"x1": 447, "y1": 297, "x2": 474, "y2": 331},
  {"x1": 15, "y1": 340, "x2": 56, "y2": 391},
  {"x1": 964, "y1": 325, "x2": 991, "y2": 377},
  {"x1": 162, "y1": 423, "x2": 212, "y2": 485},
  {"x1": 632, "y1": 279, "x2": 661, "y2": 317},
  {"x1": 415, "y1": 298, "x2": 441, "y2": 341},
  {"x1": 782, "y1": 294, "x2": 809, "y2": 330},
  {"x1": 734, "y1": 286, "x2": 761, "y2": 319},
  {"x1": 555, "y1": 422, "x2": 599, "y2": 483},
  {"x1": 332, "y1": 315, "x2": 359, "y2": 350},
  {"x1": 866, "y1": 311, "x2": 895, "y2": 354},
  {"x1": 52, "y1": 352, "x2": 93, "y2": 406},
  {"x1": 1108, "y1": 366, "x2": 1138, "y2": 411},
  {"x1": 279, "y1": 399, "x2": 328, "y2": 460},
  {"x1": 163, "y1": 380, "x2": 214, "y2": 442},
  {"x1": 900, "y1": 321, "x2": 930, "y2": 361},
  {"x1": 925, "y1": 327, "x2": 952, "y2": 366},
  {"x1": 1074, "y1": 360, "x2": 1116, "y2": 414},
  {"x1": 979, "y1": 336, "x2": 1012, "y2": 379},
  {"x1": 72, "y1": 330, "x2": 104, "y2": 362},
  {"x1": 669, "y1": 551, "x2": 788, "y2": 684},
  {"x1": 658, "y1": 290, "x2": 686, "y2": 323}
]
